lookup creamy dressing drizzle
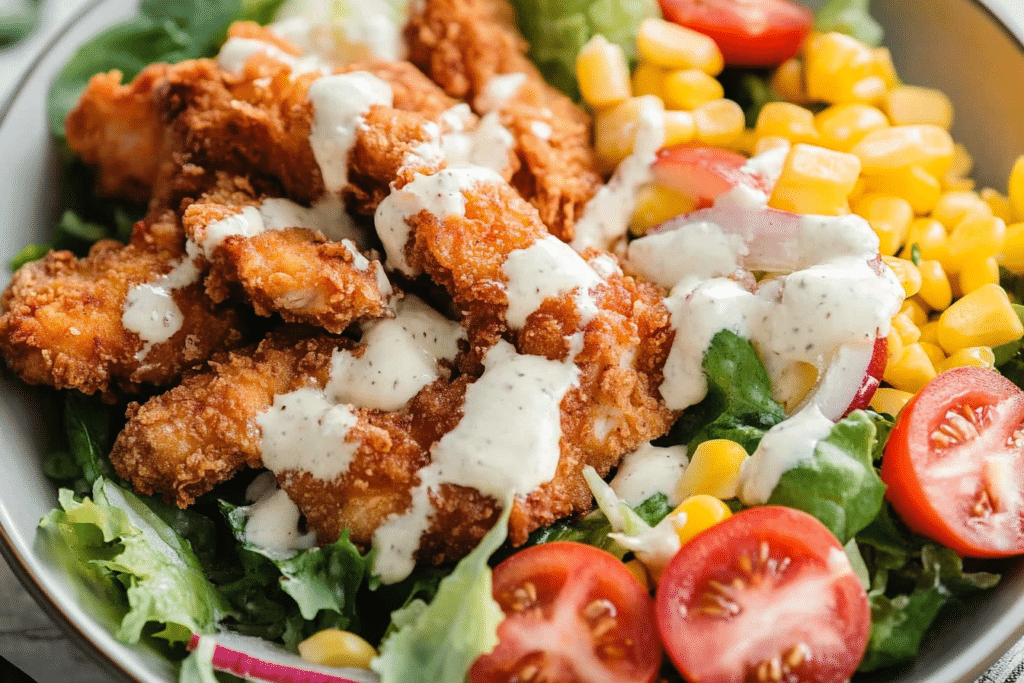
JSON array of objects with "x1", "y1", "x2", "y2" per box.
[
  {"x1": 737, "y1": 404, "x2": 836, "y2": 504},
  {"x1": 308, "y1": 72, "x2": 393, "y2": 194},
  {"x1": 270, "y1": 5, "x2": 407, "y2": 65},
  {"x1": 571, "y1": 95, "x2": 666, "y2": 252},
  {"x1": 244, "y1": 485, "x2": 318, "y2": 555},
  {"x1": 502, "y1": 236, "x2": 603, "y2": 329},
  {"x1": 372, "y1": 339, "x2": 580, "y2": 583},
  {"x1": 435, "y1": 104, "x2": 514, "y2": 175},
  {"x1": 374, "y1": 166, "x2": 505, "y2": 275},
  {"x1": 122, "y1": 241, "x2": 203, "y2": 362},
  {"x1": 530, "y1": 121, "x2": 553, "y2": 140},
  {"x1": 476, "y1": 73, "x2": 527, "y2": 113},
  {"x1": 217, "y1": 36, "x2": 329, "y2": 77},
  {"x1": 610, "y1": 442, "x2": 689, "y2": 507}
]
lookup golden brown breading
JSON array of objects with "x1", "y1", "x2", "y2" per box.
[
  {"x1": 405, "y1": 0, "x2": 602, "y2": 240},
  {"x1": 110, "y1": 331, "x2": 343, "y2": 506},
  {"x1": 0, "y1": 213, "x2": 246, "y2": 399}
]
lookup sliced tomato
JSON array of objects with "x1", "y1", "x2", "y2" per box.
[
  {"x1": 651, "y1": 144, "x2": 769, "y2": 208},
  {"x1": 656, "y1": 507, "x2": 870, "y2": 683},
  {"x1": 468, "y1": 542, "x2": 661, "y2": 683},
  {"x1": 659, "y1": 0, "x2": 813, "y2": 68},
  {"x1": 881, "y1": 366, "x2": 1024, "y2": 557}
]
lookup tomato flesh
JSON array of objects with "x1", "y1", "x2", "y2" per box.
[
  {"x1": 469, "y1": 542, "x2": 661, "y2": 683},
  {"x1": 656, "y1": 507, "x2": 870, "y2": 683},
  {"x1": 658, "y1": 0, "x2": 813, "y2": 68},
  {"x1": 881, "y1": 366, "x2": 1024, "y2": 558},
  {"x1": 652, "y1": 144, "x2": 770, "y2": 208}
]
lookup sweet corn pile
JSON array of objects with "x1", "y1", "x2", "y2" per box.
[
  {"x1": 576, "y1": 18, "x2": 1024, "y2": 417},
  {"x1": 575, "y1": 19, "x2": 1024, "y2": 550}
]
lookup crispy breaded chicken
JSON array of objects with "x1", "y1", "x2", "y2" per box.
[
  {"x1": 0, "y1": 213, "x2": 245, "y2": 399},
  {"x1": 405, "y1": 0, "x2": 603, "y2": 241}
]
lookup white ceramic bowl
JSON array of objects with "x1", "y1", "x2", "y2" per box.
[{"x1": 1, "y1": 1, "x2": 1024, "y2": 681}]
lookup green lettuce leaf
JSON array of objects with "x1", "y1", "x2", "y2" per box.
[
  {"x1": 814, "y1": 0, "x2": 883, "y2": 47},
  {"x1": 509, "y1": 0, "x2": 659, "y2": 100},
  {"x1": 48, "y1": 0, "x2": 288, "y2": 135},
  {"x1": 177, "y1": 636, "x2": 220, "y2": 683},
  {"x1": 657, "y1": 330, "x2": 786, "y2": 454},
  {"x1": 371, "y1": 503, "x2": 512, "y2": 683},
  {"x1": 767, "y1": 410, "x2": 886, "y2": 544},
  {"x1": 0, "y1": 0, "x2": 40, "y2": 48},
  {"x1": 38, "y1": 478, "x2": 227, "y2": 645}
]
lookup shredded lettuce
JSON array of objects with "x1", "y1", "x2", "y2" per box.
[
  {"x1": 371, "y1": 503, "x2": 512, "y2": 683},
  {"x1": 767, "y1": 410, "x2": 887, "y2": 544},
  {"x1": 39, "y1": 478, "x2": 228, "y2": 645},
  {"x1": 508, "y1": 0, "x2": 659, "y2": 100}
]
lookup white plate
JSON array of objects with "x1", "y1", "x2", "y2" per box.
[{"x1": 1, "y1": 1, "x2": 1023, "y2": 681}]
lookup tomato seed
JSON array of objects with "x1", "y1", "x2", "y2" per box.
[
  {"x1": 582, "y1": 598, "x2": 617, "y2": 621},
  {"x1": 510, "y1": 582, "x2": 538, "y2": 611},
  {"x1": 785, "y1": 642, "x2": 811, "y2": 668}
]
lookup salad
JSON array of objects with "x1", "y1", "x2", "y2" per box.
[{"x1": 3, "y1": 0, "x2": 1024, "y2": 682}]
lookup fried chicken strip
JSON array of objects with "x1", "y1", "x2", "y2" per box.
[
  {"x1": 0, "y1": 212, "x2": 246, "y2": 398},
  {"x1": 405, "y1": 0, "x2": 602, "y2": 240}
]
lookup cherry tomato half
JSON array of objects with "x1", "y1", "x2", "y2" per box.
[
  {"x1": 881, "y1": 366, "x2": 1024, "y2": 558},
  {"x1": 659, "y1": 0, "x2": 814, "y2": 68},
  {"x1": 469, "y1": 542, "x2": 661, "y2": 683},
  {"x1": 651, "y1": 143, "x2": 770, "y2": 208},
  {"x1": 656, "y1": 506, "x2": 870, "y2": 683}
]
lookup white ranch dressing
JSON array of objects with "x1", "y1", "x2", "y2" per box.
[
  {"x1": 437, "y1": 104, "x2": 515, "y2": 175},
  {"x1": 270, "y1": 2, "x2": 407, "y2": 64},
  {"x1": 324, "y1": 296, "x2": 465, "y2": 411},
  {"x1": 122, "y1": 241, "x2": 203, "y2": 362},
  {"x1": 257, "y1": 387, "x2": 362, "y2": 482},
  {"x1": 244, "y1": 486, "x2": 318, "y2": 555},
  {"x1": 308, "y1": 72, "x2": 393, "y2": 194},
  {"x1": 476, "y1": 73, "x2": 527, "y2": 113},
  {"x1": 626, "y1": 221, "x2": 747, "y2": 288},
  {"x1": 502, "y1": 235, "x2": 603, "y2": 329},
  {"x1": 738, "y1": 403, "x2": 836, "y2": 504},
  {"x1": 610, "y1": 442, "x2": 689, "y2": 507},
  {"x1": 571, "y1": 95, "x2": 666, "y2": 252},
  {"x1": 217, "y1": 37, "x2": 329, "y2": 76},
  {"x1": 374, "y1": 166, "x2": 505, "y2": 275},
  {"x1": 372, "y1": 339, "x2": 580, "y2": 583},
  {"x1": 530, "y1": 121, "x2": 553, "y2": 140}
]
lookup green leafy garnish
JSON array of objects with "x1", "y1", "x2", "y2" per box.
[
  {"x1": 768, "y1": 410, "x2": 886, "y2": 544},
  {"x1": 372, "y1": 503, "x2": 512, "y2": 683},
  {"x1": 0, "y1": 0, "x2": 40, "y2": 48},
  {"x1": 814, "y1": 0, "x2": 883, "y2": 47}
]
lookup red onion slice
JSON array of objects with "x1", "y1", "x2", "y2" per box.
[{"x1": 187, "y1": 633, "x2": 378, "y2": 683}]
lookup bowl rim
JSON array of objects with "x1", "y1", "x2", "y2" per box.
[{"x1": 0, "y1": 1, "x2": 1023, "y2": 683}]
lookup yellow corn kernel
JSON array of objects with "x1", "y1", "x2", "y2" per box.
[
  {"x1": 638, "y1": 18, "x2": 724, "y2": 74},
  {"x1": 678, "y1": 439, "x2": 748, "y2": 500},
  {"x1": 662, "y1": 68, "x2": 724, "y2": 110},
  {"x1": 871, "y1": 47, "x2": 899, "y2": 90},
  {"x1": 944, "y1": 216, "x2": 1006, "y2": 273},
  {"x1": 672, "y1": 494, "x2": 733, "y2": 546},
  {"x1": 594, "y1": 96, "x2": 665, "y2": 171},
  {"x1": 576, "y1": 35, "x2": 632, "y2": 109},
  {"x1": 937, "y1": 346, "x2": 997, "y2": 372},
  {"x1": 870, "y1": 387, "x2": 914, "y2": 416},
  {"x1": 754, "y1": 135, "x2": 792, "y2": 156},
  {"x1": 944, "y1": 176, "x2": 976, "y2": 192},
  {"x1": 862, "y1": 166, "x2": 941, "y2": 216},
  {"x1": 885, "y1": 329, "x2": 904, "y2": 370},
  {"x1": 813, "y1": 103, "x2": 889, "y2": 152},
  {"x1": 919, "y1": 341, "x2": 946, "y2": 366},
  {"x1": 901, "y1": 298, "x2": 929, "y2": 326},
  {"x1": 919, "y1": 319, "x2": 941, "y2": 345},
  {"x1": 768, "y1": 143, "x2": 861, "y2": 216},
  {"x1": 630, "y1": 184, "x2": 699, "y2": 236},
  {"x1": 891, "y1": 312, "x2": 921, "y2": 345},
  {"x1": 298, "y1": 629, "x2": 377, "y2": 669},
  {"x1": 943, "y1": 143, "x2": 975, "y2": 191},
  {"x1": 958, "y1": 256, "x2": 1000, "y2": 295},
  {"x1": 857, "y1": 195, "x2": 914, "y2": 255},
  {"x1": 937, "y1": 283, "x2": 1024, "y2": 353},
  {"x1": 1000, "y1": 222, "x2": 1024, "y2": 274},
  {"x1": 624, "y1": 558, "x2": 651, "y2": 591},
  {"x1": 900, "y1": 218, "x2": 949, "y2": 262},
  {"x1": 883, "y1": 343, "x2": 937, "y2": 394},
  {"x1": 804, "y1": 32, "x2": 877, "y2": 104},
  {"x1": 851, "y1": 125, "x2": 955, "y2": 178},
  {"x1": 883, "y1": 86, "x2": 954, "y2": 129},
  {"x1": 981, "y1": 188, "x2": 1013, "y2": 222},
  {"x1": 771, "y1": 58, "x2": 811, "y2": 105},
  {"x1": 1010, "y1": 156, "x2": 1024, "y2": 223},
  {"x1": 916, "y1": 259, "x2": 953, "y2": 311},
  {"x1": 771, "y1": 360, "x2": 818, "y2": 412},
  {"x1": 663, "y1": 110, "x2": 697, "y2": 147},
  {"x1": 932, "y1": 190, "x2": 993, "y2": 229},
  {"x1": 632, "y1": 62, "x2": 666, "y2": 98},
  {"x1": 882, "y1": 255, "x2": 923, "y2": 297},
  {"x1": 754, "y1": 102, "x2": 820, "y2": 145},
  {"x1": 692, "y1": 98, "x2": 745, "y2": 147}
]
